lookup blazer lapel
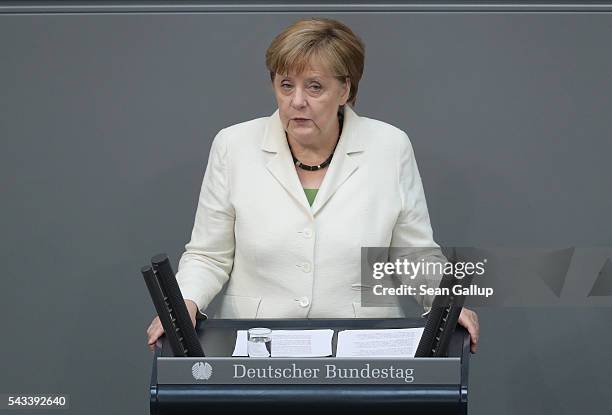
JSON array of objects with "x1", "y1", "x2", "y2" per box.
[
  {"x1": 261, "y1": 105, "x2": 366, "y2": 217},
  {"x1": 311, "y1": 105, "x2": 365, "y2": 215},
  {"x1": 261, "y1": 110, "x2": 312, "y2": 215}
]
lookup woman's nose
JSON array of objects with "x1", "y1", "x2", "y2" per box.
[{"x1": 290, "y1": 88, "x2": 308, "y2": 108}]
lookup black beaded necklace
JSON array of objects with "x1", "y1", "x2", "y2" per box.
[
  {"x1": 291, "y1": 148, "x2": 335, "y2": 171},
  {"x1": 289, "y1": 110, "x2": 344, "y2": 172}
]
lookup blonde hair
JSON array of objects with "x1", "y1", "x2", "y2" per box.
[{"x1": 265, "y1": 17, "x2": 365, "y2": 106}]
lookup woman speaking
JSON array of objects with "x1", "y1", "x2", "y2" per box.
[{"x1": 147, "y1": 17, "x2": 479, "y2": 352}]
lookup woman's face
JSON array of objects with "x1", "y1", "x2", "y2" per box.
[{"x1": 272, "y1": 63, "x2": 350, "y2": 146}]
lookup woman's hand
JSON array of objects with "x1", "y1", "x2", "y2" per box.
[
  {"x1": 457, "y1": 307, "x2": 480, "y2": 353},
  {"x1": 146, "y1": 299, "x2": 199, "y2": 351}
]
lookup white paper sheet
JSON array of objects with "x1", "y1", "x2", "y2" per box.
[
  {"x1": 336, "y1": 328, "x2": 424, "y2": 357},
  {"x1": 270, "y1": 329, "x2": 333, "y2": 357},
  {"x1": 232, "y1": 330, "x2": 249, "y2": 356},
  {"x1": 232, "y1": 329, "x2": 334, "y2": 357}
]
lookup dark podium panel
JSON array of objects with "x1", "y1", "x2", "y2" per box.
[{"x1": 150, "y1": 318, "x2": 471, "y2": 414}]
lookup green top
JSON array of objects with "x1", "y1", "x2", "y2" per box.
[{"x1": 303, "y1": 188, "x2": 319, "y2": 206}]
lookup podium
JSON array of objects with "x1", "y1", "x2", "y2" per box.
[{"x1": 150, "y1": 318, "x2": 471, "y2": 414}]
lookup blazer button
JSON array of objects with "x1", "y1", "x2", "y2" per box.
[
  {"x1": 298, "y1": 297, "x2": 310, "y2": 308},
  {"x1": 303, "y1": 228, "x2": 313, "y2": 238},
  {"x1": 301, "y1": 262, "x2": 311, "y2": 273}
]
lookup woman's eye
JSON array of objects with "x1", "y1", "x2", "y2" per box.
[
  {"x1": 281, "y1": 83, "x2": 293, "y2": 89},
  {"x1": 309, "y1": 84, "x2": 322, "y2": 92}
]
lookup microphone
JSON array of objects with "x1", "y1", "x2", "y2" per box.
[{"x1": 141, "y1": 254, "x2": 204, "y2": 357}]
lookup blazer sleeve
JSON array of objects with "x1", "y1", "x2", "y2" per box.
[
  {"x1": 175, "y1": 128, "x2": 236, "y2": 314},
  {"x1": 389, "y1": 132, "x2": 446, "y2": 313}
]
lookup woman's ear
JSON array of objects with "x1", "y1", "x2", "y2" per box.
[
  {"x1": 341, "y1": 77, "x2": 351, "y2": 105},
  {"x1": 269, "y1": 76, "x2": 280, "y2": 94},
  {"x1": 268, "y1": 72, "x2": 276, "y2": 91}
]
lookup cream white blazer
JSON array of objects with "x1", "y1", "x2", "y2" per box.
[{"x1": 176, "y1": 105, "x2": 444, "y2": 319}]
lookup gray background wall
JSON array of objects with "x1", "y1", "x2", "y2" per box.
[{"x1": 1, "y1": 3, "x2": 611, "y2": 414}]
